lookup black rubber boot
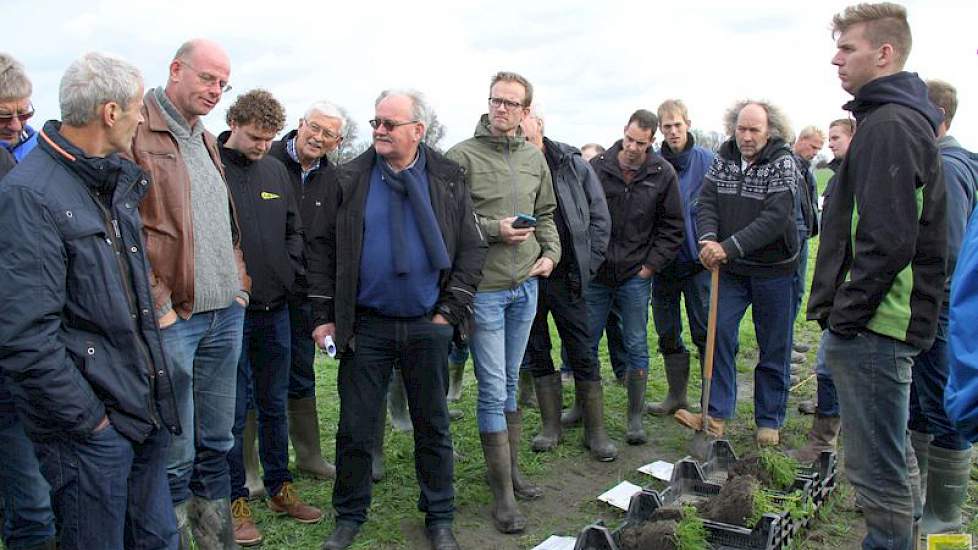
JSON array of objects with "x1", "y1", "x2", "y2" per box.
[
  {"x1": 505, "y1": 410, "x2": 543, "y2": 500},
  {"x1": 578, "y1": 380, "x2": 618, "y2": 462},
  {"x1": 920, "y1": 445, "x2": 972, "y2": 536},
  {"x1": 646, "y1": 352, "x2": 690, "y2": 415},
  {"x1": 531, "y1": 373, "x2": 562, "y2": 452},
  {"x1": 625, "y1": 370, "x2": 648, "y2": 445},
  {"x1": 479, "y1": 431, "x2": 526, "y2": 534}
]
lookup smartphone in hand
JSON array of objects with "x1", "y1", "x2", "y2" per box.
[{"x1": 511, "y1": 213, "x2": 537, "y2": 229}]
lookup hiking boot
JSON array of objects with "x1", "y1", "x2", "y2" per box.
[
  {"x1": 578, "y1": 379, "x2": 617, "y2": 462},
  {"x1": 756, "y1": 427, "x2": 780, "y2": 447},
  {"x1": 322, "y1": 523, "x2": 360, "y2": 550},
  {"x1": 231, "y1": 497, "x2": 263, "y2": 546},
  {"x1": 288, "y1": 397, "x2": 336, "y2": 479},
  {"x1": 187, "y1": 496, "x2": 236, "y2": 550},
  {"x1": 388, "y1": 368, "x2": 413, "y2": 432},
  {"x1": 625, "y1": 370, "x2": 648, "y2": 445},
  {"x1": 505, "y1": 410, "x2": 543, "y2": 500},
  {"x1": 243, "y1": 409, "x2": 266, "y2": 498},
  {"x1": 531, "y1": 373, "x2": 562, "y2": 452},
  {"x1": 446, "y1": 360, "x2": 465, "y2": 402},
  {"x1": 480, "y1": 431, "x2": 526, "y2": 533},
  {"x1": 425, "y1": 526, "x2": 461, "y2": 550},
  {"x1": 646, "y1": 352, "x2": 690, "y2": 416},
  {"x1": 674, "y1": 410, "x2": 725, "y2": 437},
  {"x1": 268, "y1": 482, "x2": 323, "y2": 523},
  {"x1": 517, "y1": 370, "x2": 537, "y2": 409},
  {"x1": 788, "y1": 415, "x2": 840, "y2": 464}
]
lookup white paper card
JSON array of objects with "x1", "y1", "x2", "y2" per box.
[
  {"x1": 321, "y1": 335, "x2": 336, "y2": 358},
  {"x1": 638, "y1": 460, "x2": 674, "y2": 481},
  {"x1": 531, "y1": 535, "x2": 578, "y2": 550},
  {"x1": 597, "y1": 480, "x2": 642, "y2": 511}
]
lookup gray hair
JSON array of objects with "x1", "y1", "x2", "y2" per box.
[
  {"x1": 0, "y1": 53, "x2": 32, "y2": 101},
  {"x1": 60, "y1": 52, "x2": 143, "y2": 126},
  {"x1": 376, "y1": 88, "x2": 432, "y2": 131},
  {"x1": 723, "y1": 99, "x2": 793, "y2": 143},
  {"x1": 304, "y1": 101, "x2": 348, "y2": 135}
]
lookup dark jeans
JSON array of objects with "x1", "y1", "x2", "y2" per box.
[
  {"x1": 288, "y1": 297, "x2": 317, "y2": 399},
  {"x1": 711, "y1": 271, "x2": 793, "y2": 428},
  {"x1": 825, "y1": 329, "x2": 918, "y2": 550},
  {"x1": 586, "y1": 276, "x2": 653, "y2": 375},
  {"x1": 650, "y1": 261, "x2": 710, "y2": 357},
  {"x1": 908, "y1": 309, "x2": 970, "y2": 450},
  {"x1": 526, "y1": 274, "x2": 600, "y2": 382},
  {"x1": 814, "y1": 336, "x2": 839, "y2": 417},
  {"x1": 229, "y1": 305, "x2": 293, "y2": 501},
  {"x1": 34, "y1": 425, "x2": 176, "y2": 550},
  {"x1": 792, "y1": 237, "x2": 809, "y2": 322},
  {"x1": 333, "y1": 312, "x2": 454, "y2": 528},
  {"x1": 0, "y1": 405, "x2": 55, "y2": 549},
  {"x1": 161, "y1": 303, "x2": 244, "y2": 504}
]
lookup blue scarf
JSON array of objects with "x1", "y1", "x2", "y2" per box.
[{"x1": 376, "y1": 148, "x2": 451, "y2": 274}]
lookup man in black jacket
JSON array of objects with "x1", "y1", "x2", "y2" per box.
[
  {"x1": 267, "y1": 101, "x2": 345, "y2": 483},
  {"x1": 0, "y1": 52, "x2": 181, "y2": 549},
  {"x1": 309, "y1": 89, "x2": 486, "y2": 550},
  {"x1": 809, "y1": 5, "x2": 946, "y2": 547},
  {"x1": 219, "y1": 90, "x2": 322, "y2": 546},
  {"x1": 519, "y1": 108, "x2": 617, "y2": 462},
  {"x1": 678, "y1": 100, "x2": 799, "y2": 448},
  {"x1": 588, "y1": 109, "x2": 684, "y2": 446}
]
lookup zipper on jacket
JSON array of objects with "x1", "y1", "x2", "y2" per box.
[
  {"x1": 505, "y1": 144, "x2": 519, "y2": 287},
  {"x1": 88, "y1": 187, "x2": 161, "y2": 429}
]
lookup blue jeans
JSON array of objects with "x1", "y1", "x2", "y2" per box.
[
  {"x1": 909, "y1": 309, "x2": 970, "y2": 450},
  {"x1": 586, "y1": 275, "x2": 652, "y2": 375},
  {"x1": 34, "y1": 425, "x2": 176, "y2": 550},
  {"x1": 161, "y1": 303, "x2": 245, "y2": 504},
  {"x1": 333, "y1": 312, "x2": 454, "y2": 527},
  {"x1": 814, "y1": 336, "x2": 839, "y2": 416},
  {"x1": 287, "y1": 297, "x2": 317, "y2": 399},
  {"x1": 711, "y1": 271, "x2": 793, "y2": 428},
  {"x1": 825, "y1": 329, "x2": 918, "y2": 550},
  {"x1": 0, "y1": 407, "x2": 55, "y2": 549},
  {"x1": 229, "y1": 305, "x2": 293, "y2": 501},
  {"x1": 792, "y1": 237, "x2": 809, "y2": 321},
  {"x1": 469, "y1": 278, "x2": 538, "y2": 433},
  {"x1": 651, "y1": 262, "x2": 710, "y2": 357}
]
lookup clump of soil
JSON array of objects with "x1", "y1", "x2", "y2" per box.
[
  {"x1": 698, "y1": 474, "x2": 760, "y2": 526},
  {"x1": 618, "y1": 506, "x2": 702, "y2": 550},
  {"x1": 728, "y1": 449, "x2": 798, "y2": 490}
]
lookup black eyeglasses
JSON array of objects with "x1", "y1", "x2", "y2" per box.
[
  {"x1": 369, "y1": 118, "x2": 418, "y2": 131},
  {"x1": 177, "y1": 59, "x2": 232, "y2": 93},
  {"x1": 0, "y1": 102, "x2": 34, "y2": 125},
  {"x1": 488, "y1": 97, "x2": 524, "y2": 111}
]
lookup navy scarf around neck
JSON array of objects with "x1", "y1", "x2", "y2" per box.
[{"x1": 376, "y1": 147, "x2": 451, "y2": 275}]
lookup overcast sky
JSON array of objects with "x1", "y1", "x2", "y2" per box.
[{"x1": 12, "y1": 0, "x2": 978, "y2": 153}]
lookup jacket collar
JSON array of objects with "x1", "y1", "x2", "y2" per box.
[
  {"x1": 594, "y1": 139, "x2": 663, "y2": 182},
  {"x1": 217, "y1": 130, "x2": 253, "y2": 167},
  {"x1": 473, "y1": 114, "x2": 526, "y2": 151},
  {"x1": 39, "y1": 120, "x2": 144, "y2": 196}
]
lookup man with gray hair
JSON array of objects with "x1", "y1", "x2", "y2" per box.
[
  {"x1": 675, "y1": 100, "x2": 799, "y2": 449},
  {"x1": 0, "y1": 52, "x2": 56, "y2": 550},
  {"x1": 130, "y1": 38, "x2": 250, "y2": 548},
  {"x1": 309, "y1": 89, "x2": 486, "y2": 550},
  {"x1": 0, "y1": 51, "x2": 181, "y2": 549},
  {"x1": 268, "y1": 100, "x2": 346, "y2": 483},
  {"x1": 789, "y1": 125, "x2": 824, "y2": 369},
  {"x1": 0, "y1": 53, "x2": 38, "y2": 161},
  {"x1": 810, "y1": 4, "x2": 945, "y2": 546}
]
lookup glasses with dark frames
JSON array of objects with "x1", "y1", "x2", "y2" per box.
[{"x1": 369, "y1": 118, "x2": 418, "y2": 131}]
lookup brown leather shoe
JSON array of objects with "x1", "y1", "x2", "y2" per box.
[
  {"x1": 673, "y1": 410, "x2": 725, "y2": 437},
  {"x1": 268, "y1": 482, "x2": 323, "y2": 524},
  {"x1": 230, "y1": 497, "x2": 263, "y2": 546}
]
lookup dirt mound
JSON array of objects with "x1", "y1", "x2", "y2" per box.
[
  {"x1": 698, "y1": 474, "x2": 759, "y2": 526},
  {"x1": 618, "y1": 519, "x2": 678, "y2": 550}
]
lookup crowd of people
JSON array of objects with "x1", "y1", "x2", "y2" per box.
[{"x1": 0, "y1": 2, "x2": 976, "y2": 550}]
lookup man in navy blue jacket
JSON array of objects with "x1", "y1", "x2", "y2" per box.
[{"x1": 0, "y1": 52, "x2": 181, "y2": 550}]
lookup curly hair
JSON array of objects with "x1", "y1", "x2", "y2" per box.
[
  {"x1": 226, "y1": 88, "x2": 285, "y2": 132},
  {"x1": 723, "y1": 99, "x2": 793, "y2": 143}
]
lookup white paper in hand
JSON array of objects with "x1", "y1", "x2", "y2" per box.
[
  {"x1": 531, "y1": 535, "x2": 577, "y2": 550},
  {"x1": 638, "y1": 460, "x2": 674, "y2": 481},
  {"x1": 321, "y1": 335, "x2": 336, "y2": 358},
  {"x1": 597, "y1": 480, "x2": 642, "y2": 511}
]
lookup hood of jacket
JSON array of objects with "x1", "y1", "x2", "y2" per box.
[{"x1": 844, "y1": 71, "x2": 942, "y2": 133}]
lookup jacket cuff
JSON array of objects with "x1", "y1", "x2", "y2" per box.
[{"x1": 720, "y1": 237, "x2": 744, "y2": 261}]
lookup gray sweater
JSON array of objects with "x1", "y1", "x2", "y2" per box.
[{"x1": 152, "y1": 88, "x2": 242, "y2": 314}]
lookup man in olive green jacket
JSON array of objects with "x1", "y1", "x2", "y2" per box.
[{"x1": 445, "y1": 71, "x2": 559, "y2": 535}]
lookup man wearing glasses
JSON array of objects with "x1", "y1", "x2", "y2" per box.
[
  {"x1": 0, "y1": 51, "x2": 56, "y2": 550},
  {"x1": 446, "y1": 71, "x2": 560, "y2": 534},
  {"x1": 268, "y1": 101, "x2": 346, "y2": 485},
  {"x1": 130, "y1": 38, "x2": 250, "y2": 549},
  {"x1": 309, "y1": 89, "x2": 485, "y2": 550}
]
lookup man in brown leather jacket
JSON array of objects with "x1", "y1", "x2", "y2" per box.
[{"x1": 130, "y1": 37, "x2": 250, "y2": 550}]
